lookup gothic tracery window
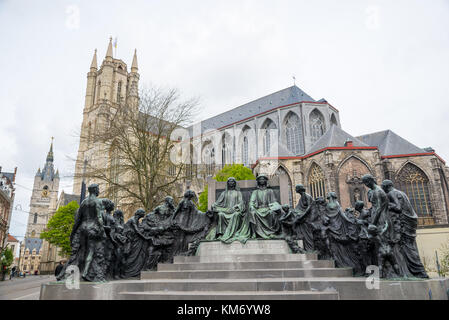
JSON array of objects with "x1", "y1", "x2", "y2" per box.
[
  {"x1": 308, "y1": 163, "x2": 326, "y2": 199},
  {"x1": 396, "y1": 163, "x2": 432, "y2": 217},
  {"x1": 309, "y1": 109, "x2": 325, "y2": 144},
  {"x1": 203, "y1": 143, "x2": 215, "y2": 177},
  {"x1": 242, "y1": 136, "x2": 249, "y2": 166},
  {"x1": 274, "y1": 166, "x2": 293, "y2": 206},
  {"x1": 262, "y1": 119, "x2": 276, "y2": 156},
  {"x1": 285, "y1": 112, "x2": 303, "y2": 155}
]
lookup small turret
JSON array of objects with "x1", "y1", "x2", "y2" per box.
[
  {"x1": 131, "y1": 49, "x2": 138, "y2": 73},
  {"x1": 105, "y1": 37, "x2": 113, "y2": 61},
  {"x1": 90, "y1": 49, "x2": 98, "y2": 71}
]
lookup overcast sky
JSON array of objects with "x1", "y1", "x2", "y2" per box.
[{"x1": 1, "y1": 0, "x2": 449, "y2": 246}]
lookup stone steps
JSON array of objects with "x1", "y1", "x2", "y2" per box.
[
  {"x1": 158, "y1": 260, "x2": 334, "y2": 271},
  {"x1": 173, "y1": 253, "x2": 318, "y2": 263},
  {"x1": 117, "y1": 290, "x2": 340, "y2": 300},
  {"x1": 113, "y1": 277, "x2": 349, "y2": 292},
  {"x1": 141, "y1": 267, "x2": 353, "y2": 280}
]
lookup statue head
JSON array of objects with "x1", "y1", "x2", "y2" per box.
[
  {"x1": 295, "y1": 184, "x2": 306, "y2": 194},
  {"x1": 88, "y1": 183, "x2": 99, "y2": 197},
  {"x1": 326, "y1": 191, "x2": 337, "y2": 201},
  {"x1": 226, "y1": 177, "x2": 237, "y2": 190},
  {"x1": 354, "y1": 200, "x2": 365, "y2": 213},
  {"x1": 113, "y1": 209, "x2": 124, "y2": 222},
  {"x1": 183, "y1": 189, "x2": 196, "y2": 201},
  {"x1": 381, "y1": 179, "x2": 394, "y2": 193},
  {"x1": 101, "y1": 198, "x2": 115, "y2": 213},
  {"x1": 256, "y1": 174, "x2": 268, "y2": 187},
  {"x1": 164, "y1": 196, "x2": 175, "y2": 208},
  {"x1": 361, "y1": 174, "x2": 376, "y2": 189},
  {"x1": 134, "y1": 208, "x2": 146, "y2": 219}
]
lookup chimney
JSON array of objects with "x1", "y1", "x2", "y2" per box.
[
  {"x1": 344, "y1": 140, "x2": 353, "y2": 147},
  {"x1": 13, "y1": 167, "x2": 17, "y2": 182}
]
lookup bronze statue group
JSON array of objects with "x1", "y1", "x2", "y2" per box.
[{"x1": 57, "y1": 173, "x2": 428, "y2": 283}]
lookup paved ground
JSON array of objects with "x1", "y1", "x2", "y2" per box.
[{"x1": 0, "y1": 275, "x2": 54, "y2": 300}]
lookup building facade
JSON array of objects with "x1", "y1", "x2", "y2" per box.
[
  {"x1": 19, "y1": 142, "x2": 59, "y2": 274},
  {"x1": 0, "y1": 167, "x2": 17, "y2": 248},
  {"x1": 72, "y1": 40, "x2": 449, "y2": 229}
]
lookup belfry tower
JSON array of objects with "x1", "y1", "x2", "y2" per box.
[
  {"x1": 72, "y1": 38, "x2": 140, "y2": 195},
  {"x1": 19, "y1": 139, "x2": 60, "y2": 274}
]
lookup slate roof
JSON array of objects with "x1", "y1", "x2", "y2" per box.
[
  {"x1": 356, "y1": 130, "x2": 427, "y2": 156},
  {"x1": 307, "y1": 124, "x2": 369, "y2": 155},
  {"x1": 189, "y1": 85, "x2": 315, "y2": 134},
  {"x1": 24, "y1": 238, "x2": 43, "y2": 254}
]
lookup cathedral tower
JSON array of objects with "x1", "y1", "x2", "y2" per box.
[{"x1": 72, "y1": 38, "x2": 140, "y2": 195}]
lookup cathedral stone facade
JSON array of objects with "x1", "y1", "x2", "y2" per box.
[{"x1": 72, "y1": 40, "x2": 449, "y2": 228}]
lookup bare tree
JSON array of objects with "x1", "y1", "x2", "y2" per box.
[{"x1": 78, "y1": 86, "x2": 199, "y2": 215}]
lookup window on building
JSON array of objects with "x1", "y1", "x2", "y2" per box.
[
  {"x1": 396, "y1": 163, "x2": 432, "y2": 217},
  {"x1": 117, "y1": 81, "x2": 122, "y2": 103},
  {"x1": 308, "y1": 163, "x2": 326, "y2": 199},
  {"x1": 261, "y1": 119, "x2": 276, "y2": 156},
  {"x1": 33, "y1": 213, "x2": 37, "y2": 224},
  {"x1": 309, "y1": 109, "x2": 325, "y2": 144},
  {"x1": 273, "y1": 166, "x2": 293, "y2": 206},
  {"x1": 203, "y1": 143, "x2": 215, "y2": 177},
  {"x1": 242, "y1": 136, "x2": 249, "y2": 166},
  {"x1": 285, "y1": 112, "x2": 303, "y2": 155}
]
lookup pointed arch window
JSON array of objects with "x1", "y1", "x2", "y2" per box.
[
  {"x1": 116, "y1": 81, "x2": 122, "y2": 103},
  {"x1": 310, "y1": 109, "x2": 325, "y2": 144},
  {"x1": 396, "y1": 163, "x2": 432, "y2": 217},
  {"x1": 308, "y1": 163, "x2": 326, "y2": 199},
  {"x1": 33, "y1": 213, "x2": 37, "y2": 224},
  {"x1": 96, "y1": 81, "x2": 101, "y2": 103},
  {"x1": 262, "y1": 119, "x2": 276, "y2": 156},
  {"x1": 330, "y1": 113, "x2": 338, "y2": 126},
  {"x1": 285, "y1": 112, "x2": 303, "y2": 155},
  {"x1": 274, "y1": 166, "x2": 293, "y2": 206},
  {"x1": 203, "y1": 143, "x2": 215, "y2": 177},
  {"x1": 221, "y1": 134, "x2": 232, "y2": 167},
  {"x1": 242, "y1": 136, "x2": 249, "y2": 166}
]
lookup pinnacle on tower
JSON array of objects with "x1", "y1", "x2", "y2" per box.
[
  {"x1": 105, "y1": 37, "x2": 113, "y2": 60},
  {"x1": 46, "y1": 137, "x2": 54, "y2": 163},
  {"x1": 90, "y1": 49, "x2": 98, "y2": 70},
  {"x1": 131, "y1": 49, "x2": 138, "y2": 72}
]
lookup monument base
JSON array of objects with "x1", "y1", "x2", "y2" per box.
[{"x1": 40, "y1": 240, "x2": 449, "y2": 300}]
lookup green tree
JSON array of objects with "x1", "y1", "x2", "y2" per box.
[
  {"x1": 0, "y1": 247, "x2": 14, "y2": 275},
  {"x1": 40, "y1": 201, "x2": 79, "y2": 257},
  {"x1": 198, "y1": 164, "x2": 256, "y2": 211}
]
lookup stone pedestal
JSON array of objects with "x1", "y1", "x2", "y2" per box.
[
  {"x1": 40, "y1": 240, "x2": 449, "y2": 300},
  {"x1": 196, "y1": 239, "x2": 291, "y2": 256}
]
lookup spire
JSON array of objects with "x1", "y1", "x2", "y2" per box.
[
  {"x1": 131, "y1": 49, "x2": 138, "y2": 72},
  {"x1": 90, "y1": 49, "x2": 98, "y2": 70},
  {"x1": 105, "y1": 37, "x2": 113, "y2": 60},
  {"x1": 46, "y1": 137, "x2": 54, "y2": 163}
]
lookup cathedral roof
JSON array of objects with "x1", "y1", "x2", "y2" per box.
[
  {"x1": 307, "y1": 124, "x2": 369, "y2": 155},
  {"x1": 189, "y1": 85, "x2": 315, "y2": 134},
  {"x1": 356, "y1": 130, "x2": 426, "y2": 156}
]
